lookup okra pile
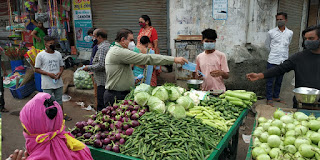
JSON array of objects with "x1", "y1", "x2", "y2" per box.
[{"x1": 121, "y1": 112, "x2": 225, "y2": 160}]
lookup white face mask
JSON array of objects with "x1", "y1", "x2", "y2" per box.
[{"x1": 128, "y1": 41, "x2": 136, "y2": 50}]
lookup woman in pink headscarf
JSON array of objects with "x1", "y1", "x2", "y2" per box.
[{"x1": 8, "y1": 92, "x2": 93, "y2": 160}]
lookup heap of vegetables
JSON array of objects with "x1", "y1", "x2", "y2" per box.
[
  {"x1": 70, "y1": 100, "x2": 147, "y2": 152},
  {"x1": 220, "y1": 90, "x2": 257, "y2": 108},
  {"x1": 186, "y1": 106, "x2": 235, "y2": 132},
  {"x1": 132, "y1": 83, "x2": 196, "y2": 119},
  {"x1": 251, "y1": 109, "x2": 320, "y2": 160},
  {"x1": 120, "y1": 112, "x2": 225, "y2": 160}
]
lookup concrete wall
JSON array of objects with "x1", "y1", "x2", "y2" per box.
[{"x1": 169, "y1": 0, "x2": 280, "y2": 96}]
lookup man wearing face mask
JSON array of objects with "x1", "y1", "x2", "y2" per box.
[
  {"x1": 195, "y1": 29, "x2": 229, "y2": 91},
  {"x1": 87, "y1": 27, "x2": 98, "y2": 65},
  {"x1": 247, "y1": 25, "x2": 320, "y2": 108},
  {"x1": 264, "y1": 12, "x2": 293, "y2": 106},
  {"x1": 35, "y1": 36, "x2": 72, "y2": 121},
  {"x1": 104, "y1": 28, "x2": 188, "y2": 106},
  {"x1": 83, "y1": 29, "x2": 110, "y2": 111}
]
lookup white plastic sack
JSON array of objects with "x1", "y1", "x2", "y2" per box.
[{"x1": 73, "y1": 69, "x2": 93, "y2": 89}]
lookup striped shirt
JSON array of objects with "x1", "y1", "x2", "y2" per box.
[{"x1": 88, "y1": 40, "x2": 110, "y2": 86}]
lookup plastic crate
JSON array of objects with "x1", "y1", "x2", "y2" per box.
[
  {"x1": 34, "y1": 72, "x2": 42, "y2": 92},
  {"x1": 10, "y1": 60, "x2": 24, "y2": 72},
  {"x1": 9, "y1": 81, "x2": 36, "y2": 99}
]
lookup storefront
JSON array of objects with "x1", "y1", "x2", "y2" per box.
[{"x1": 90, "y1": 0, "x2": 169, "y2": 55}]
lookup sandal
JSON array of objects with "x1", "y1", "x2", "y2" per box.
[
  {"x1": 267, "y1": 100, "x2": 274, "y2": 106},
  {"x1": 0, "y1": 108, "x2": 9, "y2": 112},
  {"x1": 64, "y1": 114, "x2": 72, "y2": 121},
  {"x1": 273, "y1": 98, "x2": 286, "y2": 104}
]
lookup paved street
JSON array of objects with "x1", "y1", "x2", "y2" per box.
[{"x1": 1, "y1": 88, "x2": 95, "y2": 159}]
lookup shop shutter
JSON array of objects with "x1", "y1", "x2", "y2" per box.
[
  {"x1": 278, "y1": 0, "x2": 304, "y2": 54},
  {"x1": 91, "y1": 0, "x2": 168, "y2": 55}
]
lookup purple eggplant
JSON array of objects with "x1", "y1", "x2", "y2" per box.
[
  {"x1": 105, "y1": 144, "x2": 112, "y2": 151},
  {"x1": 131, "y1": 113, "x2": 139, "y2": 120},
  {"x1": 119, "y1": 138, "x2": 126, "y2": 145},
  {"x1": 102, "y1": 138, "x2": 111, "y2": 145},
  {"x1": 125, "y1": 128, "x2": 134, "y2": 136},
  {"x1": 83, "y1": 133, "x2": 92, "y2": 139},
  {"x1": 93, "y1": 139, "x2": 103, "y2": 148}
]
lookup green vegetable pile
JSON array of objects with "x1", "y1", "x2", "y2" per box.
[
  {"x1": 132, "y1": 83, "x2": 193, "y2": 119},
  {"x1": 251, "y1": 109, "x2": 320, "y2": 160},
  {"x1": 200, "y1": 96, "x2": 245, "y2": 120},
  {"x1": 120, "y1": 112, "x2": 225, "y2": 160},
  {"x1": 74, "y1": 70, "x2": 93, "y2": 89},
  {"x1": 219, "y1": 90, "x2": 257, "y2": 108}
]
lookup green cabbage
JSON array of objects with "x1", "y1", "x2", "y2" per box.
[
  {"x1": 166, "y1": 102, "x2": 176, "y2": 111},
  {"x1": 134, "y1": 83, "x2": 152, "y2": 95},
  {"x1": 176, "y1": 96, "x2": 194, "y2": 110},
  {"x1": 152, "y1": 86, "x2": 169, "y2": 101},
  {"x1": 147, "y1": 96, "x2": 166, "y2": 114},
  {"x1": 134, "y1": 92, "x2": 150, "y2": 106},
  {"x1": 167, "y1": 105, "x2": 186, "y2": 119},
  {"x1": 166, "y1": 87, "x2": 181, "y2": 101}
]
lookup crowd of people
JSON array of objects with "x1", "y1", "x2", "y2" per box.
[{"x1": 3, "y1": 12, "x2": 320, "y2": 159}]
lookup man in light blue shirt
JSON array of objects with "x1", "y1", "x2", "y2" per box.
[{"x1": 265, "y1": 12, "x2": 293, "y2": 106}]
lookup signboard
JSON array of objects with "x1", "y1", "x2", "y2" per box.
[
  {"x1": 212, "y1": 0, "x2": 228, "y2": 20},
  {"x1": 72, "y1": 0, "x2": 93, "y2": 51}
]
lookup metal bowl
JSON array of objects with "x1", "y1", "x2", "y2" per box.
[
  {"x1": 293, "y1": 87, "x2": 320, "y2": 104},
  {"x1": 187, "y1": 79, "x2": 203, "y2": 90}
]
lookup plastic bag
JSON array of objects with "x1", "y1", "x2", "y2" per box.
[{"x1": 73, "y1": 68, "x2": 93, "y2": 89}]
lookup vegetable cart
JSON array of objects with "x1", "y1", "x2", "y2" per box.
[
  {"x1": 245, "y1": 109, "x2": 320, "y2": 160},
  {"x1": 87, "y1": 108, "x2": 249, "y2": 160}
]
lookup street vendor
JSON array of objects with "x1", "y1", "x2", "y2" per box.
[
  {"x1": 104, "y1": 28, "x2": 188, "y2": 106},
  {"x1": 83, "y1": 29, "x2": 110, "y2": 111},
  {"x1": 246, "y1": 25, "x2": 320, "y2": 108},
  {"x1": 6, "y1": 92, "x2": 93, "y2": 160},
  {"x1": 195, "y1": 28, "x2": 229, "y2": 91}
]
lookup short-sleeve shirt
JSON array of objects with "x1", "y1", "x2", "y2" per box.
[
  {"x1": 196, "y1": 50, "x2": 229, "y2": 91},
  {"x1": 35, "y1": 50, "x2": 64, "y2": 89}
]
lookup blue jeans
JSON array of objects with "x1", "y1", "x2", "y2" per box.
[{"x1": 266, "y1": 63, "x2": 284, "y2": 100}]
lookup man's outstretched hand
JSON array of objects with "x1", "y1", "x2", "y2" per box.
[
  {"x1": 246, "y1": 73, "x2": 264, "y2": 81},
  {"x1": 174, "y1": 57, "x2": 188, "y2": 65}
]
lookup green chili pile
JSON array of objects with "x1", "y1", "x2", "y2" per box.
[{"x1": 120, "y1": 112, "x2": 226, "y2": 160}]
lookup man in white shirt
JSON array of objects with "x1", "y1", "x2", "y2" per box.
[{"x1": 265, "y1": 12, "x2": 293, "y2": 106}]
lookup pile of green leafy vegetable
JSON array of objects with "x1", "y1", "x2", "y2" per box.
[{"x1": 120, "y1": 112, "x2": 225, "y2": 160}]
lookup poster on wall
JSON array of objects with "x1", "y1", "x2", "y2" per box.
[
  {"x1": 72, "y1": 0, "x2": 93, "y2": 51},
  {"x1": 212, "y1": 0, "x2": 228, "y2": 20}
]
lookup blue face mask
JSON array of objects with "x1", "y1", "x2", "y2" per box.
[{"x1": 203, "y1": 42, "x2": 215, "y2": 50}]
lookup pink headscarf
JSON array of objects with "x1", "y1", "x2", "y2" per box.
[{"x1": 19, "y1": 92, "x2": 93, "y2": 160}]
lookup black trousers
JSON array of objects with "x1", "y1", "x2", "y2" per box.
[
  {"x1": 0, "y1": 75, "x2": 4, "y2": 109},
  {"x1": 104, "y1": 90, "x2": 130, "y2": 107},
  {"x1": 97, "y1": 85, "x2": 106, "y2": 111}
]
